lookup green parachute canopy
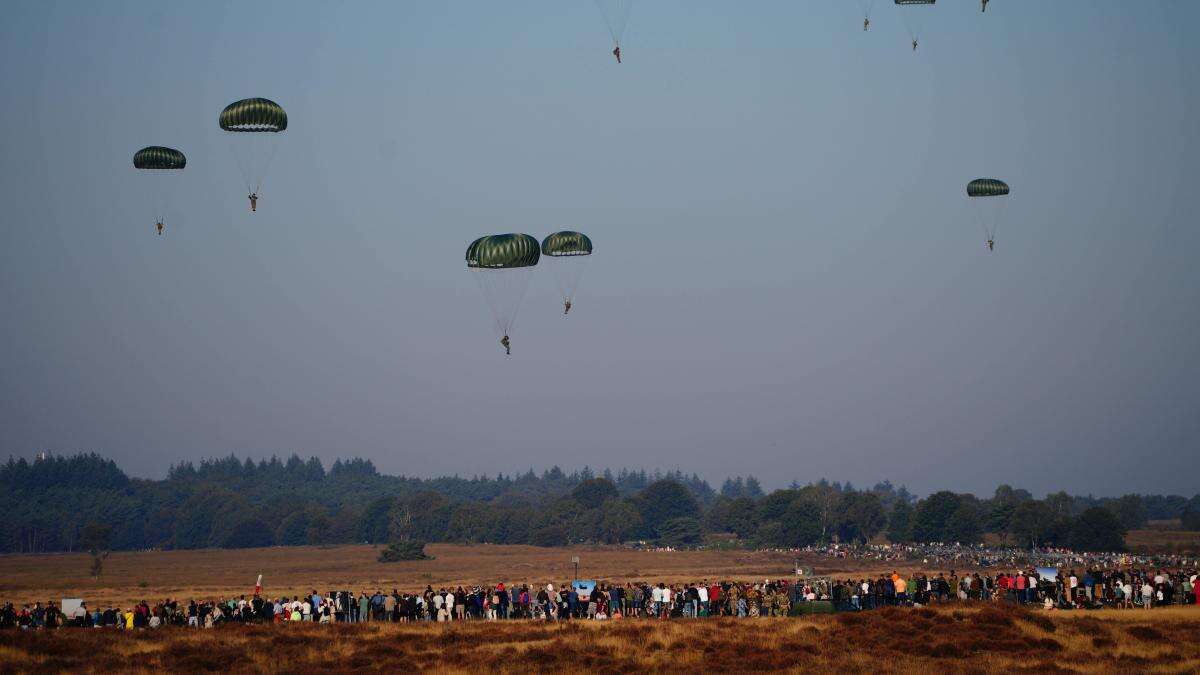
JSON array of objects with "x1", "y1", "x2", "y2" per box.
[
  {"x1": 967, "y1": 178, "x2": 1010, "y2": 198},
  {"x1": 541, "y1": 231, "x2": 594, "y2": 257},
  {"x1": 894, "y1": 0, "x2": 935, "y2": 5},
  {"x1": 467, "y1": 234, "x2": 540, "y2": 341},
  {"x1": 133, "y1": 146, "x2": 186, "y2": 170},
  {"x1": 466, "y1": 234, "x2": 541, "y2": 269},
  {"x1": 219, "y1": 98, "x2": 288, "y2": 132}
]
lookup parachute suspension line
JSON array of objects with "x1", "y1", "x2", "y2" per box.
[
  {"x1": 548, "y1": 255, "x2": 590, "y2": 307},
  {"x1": 594, "y1": 0, "x2": 634, "y2": 45},
  {"x1": 256, "y1": 135, "x2": 281, "y2": 195},
  {"x1": 972, "y1": 196, "x2": 1008, "y2": 242},
  {"x1": 472, "y1": 267, "x2": 535, "y2": 338},
  {"x1": 859, "y1": 0, "x2": 877, "y2": 22}
]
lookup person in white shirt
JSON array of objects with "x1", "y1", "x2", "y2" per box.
[
  {"x1": 651, "y1": 585, "x2": 663, "y2": 617},
  {"x1": 697, "y1": 585, "x2": 709, "y2": 616},
  {"x1": 444, "y1": 591, "x2": 455, "y2": 621},
  {"x1": 660, "y1": 586, "x2": 672, "y2": 619}
]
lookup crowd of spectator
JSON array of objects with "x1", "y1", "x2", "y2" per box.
[
  {"x1": 788, "y1": 542, "x2": 1194, "y2": 572},
  {"x1": 829, "y1": 567, "x2": 1200, "y2": 611},
  {"x1": 2, "y1": 565, "x2": 1196, "y2": 630}
]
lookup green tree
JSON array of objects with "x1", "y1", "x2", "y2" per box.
[
  {"x1": 634, "y1": 480, "x2": 700, "y2": 535},
  {"x1": 1007, "y1": 500, "x2": 1053, "y2": 547},
  {"x1": 705, "y1": 496, "x2": 760, "y2": 538},
  {"x1": 986, "y1": 485, "x2": 1031, "y2": 533},
  {"x1": 945, "y1": 501, "x2": 982, "y2": 543},
  {"x1": 1182, "y1": 498, "x2": 1200, "y2": 531},
  {"x1": 834, "y1": 492, "x2": 885, "y2": 543},
  {"x1": 356, "y1": 497, "x2": 395, "y2": 544},
  {"x1": 1106, "y1": 495, "x2": 1148, "y2": 531},
  {"x1": 779, "y1": 499, "x2": 823, "y2": 547},
  {"x1": 571, "y1": 478, "x2": 619, "y2": 509},
  {"x1": 80, "y1": 522, "x2": 112, "y2": 577},
  {"x1": 658, "y1": 517, "x2": 704, "y2": 546},
  {"x1": 378, "y1": 540, "x2": 429, "y2": 562},
  {"x1": 276, "y1": 510, "x2": 312, "y2": 546},
  {"x1": 588, "y1": 499, "x2": 643, "y2": 544},
  {"x1": 305, "y1": 510, "x2": 332, "y2": 546},
  {"x1": 887, "y1": 500, "x2": 913, "y2": 543},
  {"x1": 221, "y1": 518, "x2": 274, "y2": 549},
  {"x1": 529, "y1": 522, "x2": 568, "y2": 547},
  {"x1": 1067, "y1": 507, "x2": 1127, "y2": 552},
  {"x1": 911, "y1": 491, "x2": 962, "y2": 542}
]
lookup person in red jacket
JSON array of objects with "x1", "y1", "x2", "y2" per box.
[{"x1": 1193, "y1": 576, "x2": 1200, "y2": 605}]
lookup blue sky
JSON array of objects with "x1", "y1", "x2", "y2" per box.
[{"x1": 1, "y1": 1, "x2": 1197, "y2": 496}]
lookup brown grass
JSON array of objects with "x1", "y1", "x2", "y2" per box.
[
  {"x1": 0, "y1": 544, "x2": 956, "y2": 607},
  {"x1": 1125, "y1": 528, "x2": 1200, "y2": 555},
  {"x1": 0, "y1": 605, "x2": 1198, "y2": 673}
]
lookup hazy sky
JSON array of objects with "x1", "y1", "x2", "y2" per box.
[{"x1": 2, "y1": 1, "x2": 1197, "y2": 497}]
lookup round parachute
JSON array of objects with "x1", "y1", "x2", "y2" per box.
[
  {"x1": 219, "y1": 98, "x2": 287, "y2": 199},
  {"x1": 541, "y1": 231, "x2": 593, "y2": 257},
  {"x1": 967, "y1": 177, "x2": 1011, "y2": 246},
  {"x1": 967, "y1": 178, "x2": 1010, "y2": 197},
  {"x1": 219, "y1": 98, "x2": 288, "y2": 132},
  {"x1": 542, "y1": 231, "x2": 593, "y2": 315},
  {"x1": 467, "y1": 234, "x2": 540, "y2": 343},
  {"x1": 133, "y1": 146, "x2": 186, "y2": 228},
  {"x1": 466, "y1": 234, "x2": 541, "y2": 269},
  {"x1": 133, "y1": 146, "x2": 186, "y2": 170}
]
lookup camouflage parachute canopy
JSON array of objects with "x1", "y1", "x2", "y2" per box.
[
  {"x1": 466, "y1": 234, "x2": 541, "y2": 269},
  {"x1": 541, "y1": 231, "x2": 593, "y2": 257},
  {"x1": 895, "y1": 0, "x2": 936, "y2": 5},
  {"x1": 967, "y1": 178, "x2": 1010, "y2": 197},
  {"x1": 219, "y1": 98, "x2": 288, "y2": 132},
  {"x1": 133, "y1": 146, "x2": 186, "y2": 170}
]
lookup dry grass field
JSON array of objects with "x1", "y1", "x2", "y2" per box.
[
  {"x1": 0, "y1": 543, "x2": 927, "y2": 607},
  {"x1": 1125, "y1": 528, "x2": 1200, "y2": 556},
  {"x1": 1, "y1": 604, "x2": 1198, "y2": 673},
  {"x1": 2, "y1": 545, "x2": 1199, "y2": 673}
]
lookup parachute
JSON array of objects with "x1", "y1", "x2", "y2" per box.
[
  {"x1": 133, "y1": 146, "x2": 186, "y2": 230},
  {"x1": 895, "y1": 0, "x2": 936, "y2": 47},
  {"x1": 967, "y1": 178, "x2": 1010, "y2": 247},
  {"x1": 219, "y1": 98, "x2": 287, "y2": 205},
  {"x1": 466, "y1": 234, "x2": 541, "y2": 346},
  {"x1": 541, "y1": 231, "x2": 593, "y2": 315},
  {"x1": 594, "y1": 0, "x2": 633, "y2": 50}
]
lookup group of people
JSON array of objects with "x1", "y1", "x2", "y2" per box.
[
  {"x1": 2, "y1": 565, "x2": 1196, "y2": 630},
  {"x1": 830, "y1": 567, "x2": 1200, "y2": 612},
  {"x1": 789, "y1": 541, "x2": 1195, "y2": 574}
]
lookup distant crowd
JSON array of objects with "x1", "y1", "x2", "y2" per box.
[
  {"x1": 2, "y1": 565, "x2": 1197, "y2": 630},
  {"x1": 788, "y1": 542, "x2": 1195, "y2": 572}
]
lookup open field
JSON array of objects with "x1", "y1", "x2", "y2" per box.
[
  {"x1": 1125, "y1": 528, "x2": 1200, "y2": 556},
  {"x1": 0, "y1": 544, "x2": 935, "y2": 607},
  {"x1": 2, "y1": 534, "x2": 1197, "y2": 608},
  {"x1": 1, "y1": 604, "x2": 1199, "y2": 673}
]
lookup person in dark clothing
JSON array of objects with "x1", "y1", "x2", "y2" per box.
[{"x1": 612, "y1": 44, "x2": 621, "y2": 63}]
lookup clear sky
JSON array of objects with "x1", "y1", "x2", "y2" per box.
[{"x1": 1, "y1": 1, "x2": 1197, "y2": 497}]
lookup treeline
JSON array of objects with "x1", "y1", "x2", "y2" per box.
[{"x1": 1, "y1": 453, "x2": 1197, "y2": 554}]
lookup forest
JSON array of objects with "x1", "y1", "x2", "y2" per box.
[{"x1": 2, "y1": 453, "x2": 1197, "y2": 554}]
